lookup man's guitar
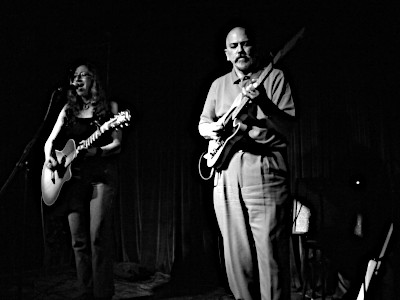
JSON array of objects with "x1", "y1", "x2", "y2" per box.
[
  {"x1": 41, "y1": 110, "x2": 131, "y2": 206},
  {"x1": 203, "y1": 64, "x2": 273, "y2": 170},
  {"x1": 202, "y1": 27, "x2": 305, "y2": 171}
]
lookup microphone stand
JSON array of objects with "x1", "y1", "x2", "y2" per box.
[
  {"x1": 0, "y1": 88, "x2": 59, "y2": 200},
  {"x1": 0, "y1": 88, "x2": 60, "y2": 298}
]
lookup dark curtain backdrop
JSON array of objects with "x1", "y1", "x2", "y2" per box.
[{"x1": 0, "y1": 0, "x2": 399, "y2": 289}]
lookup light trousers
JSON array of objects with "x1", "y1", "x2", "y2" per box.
[{"x1": 214, "y1": 151, "x2": 291, "y2": 300}]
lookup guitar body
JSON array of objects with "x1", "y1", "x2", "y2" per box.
[
  {"x1": 41, "y1": 139, "x2": 77, "y2": 206},
  {"x1": 41, "y1": 110, "x2": 131, "y2": 205},
  {"x1": 205, "y1": 119, "x2": 248, "y2": 169}
]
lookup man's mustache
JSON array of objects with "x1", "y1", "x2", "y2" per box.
[{"x1": 235, "y1": 56, "x2": 249, "y2": 62}]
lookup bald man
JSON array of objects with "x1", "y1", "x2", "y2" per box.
[{"x1": 199, "y1": 26, "x2": 295, "y2": 300}]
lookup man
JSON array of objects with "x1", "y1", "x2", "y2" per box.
[{"x1": 198, "y1": 26, "x2": 295, "y2": 300}]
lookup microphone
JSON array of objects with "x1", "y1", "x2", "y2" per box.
[{"x1": 57, "y1": 83, "x2": 79, "y2": 92}]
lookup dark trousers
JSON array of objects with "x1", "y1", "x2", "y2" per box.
[{"x1": 68, "y1": 182, "x2": 115, "y2": 298}]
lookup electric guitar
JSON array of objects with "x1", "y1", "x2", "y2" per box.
[
  {"x1": 203, "y1": 27, "x2": 305, "y2": 171},
  {"x1": 203, "y1": 64, "x2": 273, "y2": 169},
  {"x1": 41, "y1": 110, "x2": 131, "y2": 206}
]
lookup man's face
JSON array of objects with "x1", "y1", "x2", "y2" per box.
[{"x1": 225, "y1": 27, "x2": 255, "y2": 75}]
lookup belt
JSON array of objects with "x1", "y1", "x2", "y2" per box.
[{"x1": 237, "y1": 142, "x2": 272, "y2": 155}]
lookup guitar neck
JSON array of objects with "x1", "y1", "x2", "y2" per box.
[
  {"x1": 76, "y1": 128, "x2": 103, "y2": 152},
  {"x1": 228, "y1": 27, "x2": 305, "y2": 121},
  {"x1": 217, "y1": 28, "x2": 305, "y2": 127},
  {"x1": 74, "y1": 110, "x2": 130, "y2": 152},
  {"x1": 230, "y1": 63, "x2": 273, "y2": 120}
]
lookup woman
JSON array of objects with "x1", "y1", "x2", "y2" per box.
[{"x1": 44, "y1": 61, "x2": 122, "y2": 299}]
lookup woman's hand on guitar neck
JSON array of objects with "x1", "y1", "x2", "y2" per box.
[{"x1": 83, "y1": 147, "x2": 101, "y2": 157}]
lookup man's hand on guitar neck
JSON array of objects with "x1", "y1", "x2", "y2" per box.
[
  {"x1": 242, "y1": 80, "x2": 260, "y2": 100},
  {"x1": 198, "y1": 122, "x2": 224, "y2": 140},
  {"x1": 198, "y1": 81, "x2": 260, "y2": 141}
]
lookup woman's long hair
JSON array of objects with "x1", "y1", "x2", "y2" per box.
[{"x1": 64, "y1": 61, "x2": 110, "y2": 126}]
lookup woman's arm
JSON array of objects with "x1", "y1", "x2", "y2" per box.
[
  {"x1": 102, "y1": 101, "x2": 122, "y2": 156},
  {"x1": 86, "y1": 101, "x2": 122, "y2": 157},
  {"x1": 44, "y1": 105, "x2": 67, "y2": 168}
]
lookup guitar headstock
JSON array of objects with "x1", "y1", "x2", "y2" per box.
[{"x1": 101, "y1": 110, "x2": 131, "y2": 131}]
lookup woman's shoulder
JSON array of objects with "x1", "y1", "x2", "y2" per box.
[{"x1": 58, "y1": 104, "x2": 69, "y2": 117}]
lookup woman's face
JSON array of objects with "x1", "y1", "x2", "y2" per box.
[{"x1": 71, "y1": 65, "x2": 94, "y2": 98}]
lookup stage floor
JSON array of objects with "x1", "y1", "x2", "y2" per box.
[{"x1": 1, "y1": 264, "x2": 308, "y2": 300}]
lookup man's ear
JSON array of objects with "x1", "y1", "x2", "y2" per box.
[{"x1": 224, "y1": 49, "x2": 229, "y2": 61}]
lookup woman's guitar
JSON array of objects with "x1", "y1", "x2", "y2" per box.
[{"x1": 41, "y1": 110, "x2": 131, "y2": 206}]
